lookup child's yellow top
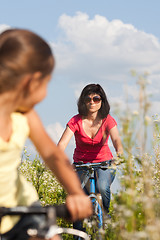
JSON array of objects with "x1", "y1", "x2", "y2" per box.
[{"x1": 0, "y1": 112, "x2": 39, "y2": 234}]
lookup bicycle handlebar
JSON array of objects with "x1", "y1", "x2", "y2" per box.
[
  {"x1": 73, "y1": 157, "x2": 124, "y2": 170},
  {"x1": 0, "y1": 205, "x2": 91, "y2": 239},
  {"x1": 0, "y1": 204, "x2": 71, "y2": 220},
  {"x1": 0, "y1": 204, "x2": 91, "y2": 239},
  {"x1": 73, "y1": 159, "x2": 115, "y2": 170}
]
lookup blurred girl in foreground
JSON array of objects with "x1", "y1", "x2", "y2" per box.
[{"x1": 0, "y1": 28, "x2": 92, "y2": 240}]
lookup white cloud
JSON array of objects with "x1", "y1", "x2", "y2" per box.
[
  {"x1": 51, "y1": 12, "x2": 160, "y2": 116},
  {"x1": 53, "y1": 12, "x2": 160, "y2": 77},
  {"x1": 0, "y1": 24, "x2": 10, "y2": 33}
]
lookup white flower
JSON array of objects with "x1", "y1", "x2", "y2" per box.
[
  {"x1": 132, "y1": 111, "x2": 139, "y2": 116},
  {"x1": 145, "y1": 115, "x2": 152, "y2": 124}
]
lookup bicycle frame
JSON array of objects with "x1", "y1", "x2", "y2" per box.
[{"x1": 88, "y1": 167, "x2": 103, "y2": 229}]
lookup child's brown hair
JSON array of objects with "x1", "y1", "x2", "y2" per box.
[{"x1": 0, "y1": 28, "x2": 55, "y2": 93}]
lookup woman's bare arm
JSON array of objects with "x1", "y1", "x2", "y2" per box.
[
  {"x1": 109, "y1": 125, "x2": 123, "y2": 155},
  {"x1": 57, "y1": 126, "x2": 74, "y2": 151}
]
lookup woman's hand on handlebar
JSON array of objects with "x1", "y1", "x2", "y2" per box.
[{"x1": 66, "y1": 194, "x2": 93, "y2": 222}]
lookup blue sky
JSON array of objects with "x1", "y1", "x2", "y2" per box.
[
  {"x1": 1, "y1": 1, "x2": 160, "y2": 39},
  {"x1": 1, "y1": 0, "x2": 160, "y2": 160}
]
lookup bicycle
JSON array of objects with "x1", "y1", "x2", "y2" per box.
[
  {"x1": 0, "y1": 204, "x2": 90, "y2": 240},
  {"x1": 73, "y1": 159, "x2": 118, "y2": 240}
]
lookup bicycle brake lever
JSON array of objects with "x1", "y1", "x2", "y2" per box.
[
  {"x1": 73, "y1": 161, "x2": 84, "y2": 166},
  {"x1": 101, "y1": 161, "x2": 111, "y2": 166}
]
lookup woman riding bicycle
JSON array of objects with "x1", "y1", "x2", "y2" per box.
[{"x1": 58, "y1": 84, "x2": 123, "y2": 233}]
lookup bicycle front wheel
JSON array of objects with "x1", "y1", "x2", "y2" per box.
[{"x1": 84, "y1": 200, "x2": 104, "y2": 240}]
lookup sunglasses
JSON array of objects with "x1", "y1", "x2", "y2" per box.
[{"x1": 84, "y1": 96, "x2": 102, "y2": 104}]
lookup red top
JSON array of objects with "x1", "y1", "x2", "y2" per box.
[{"x1": 67, "y1": 114, "x2": 117, "y2": 163}]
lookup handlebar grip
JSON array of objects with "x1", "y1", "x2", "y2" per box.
[
  {"x1": 54, "y1": 204, "x2": 71, "y2": 220},
  {"x1": 0, "y1": 205, "x2": 71, "y2": 220}
]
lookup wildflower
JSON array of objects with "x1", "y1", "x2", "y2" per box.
[
  {"x1": 132, "y1": 110, "x2": 139, "y2": 116},
  {"x1": 145, "y1": 115, "x2": 152, "y2": 125}
]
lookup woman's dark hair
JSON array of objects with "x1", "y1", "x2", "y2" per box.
[
  {"x1": 0, "y1": 28, "x2": 54, "y2": 93},
  {"x1": 77, "y1": 84, "x2": 110, "y2": 119}
]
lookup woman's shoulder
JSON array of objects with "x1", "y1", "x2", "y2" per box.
[
  {"x1": 69, "y1": 114, "x2": 81, "y2": 123},
  {"x1": 104, "y1": 114, "x2": 117, "y2": 125},
  {"x1": 103, "y1": 114, "x2": 113, "y2": 121},
  {"x1": 67, "y1": 114, "x2": 82, "y2": 131},
  {"x1": 66, "y1": 114, "x2": 81, "y2": 133},
  {"x1": 106, "y1": 114, "x2": 114, "y2": 120}
]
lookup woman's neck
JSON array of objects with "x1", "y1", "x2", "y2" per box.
[{"x1": 84, "y1": 112, "x2": 100, "y2": 122}]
